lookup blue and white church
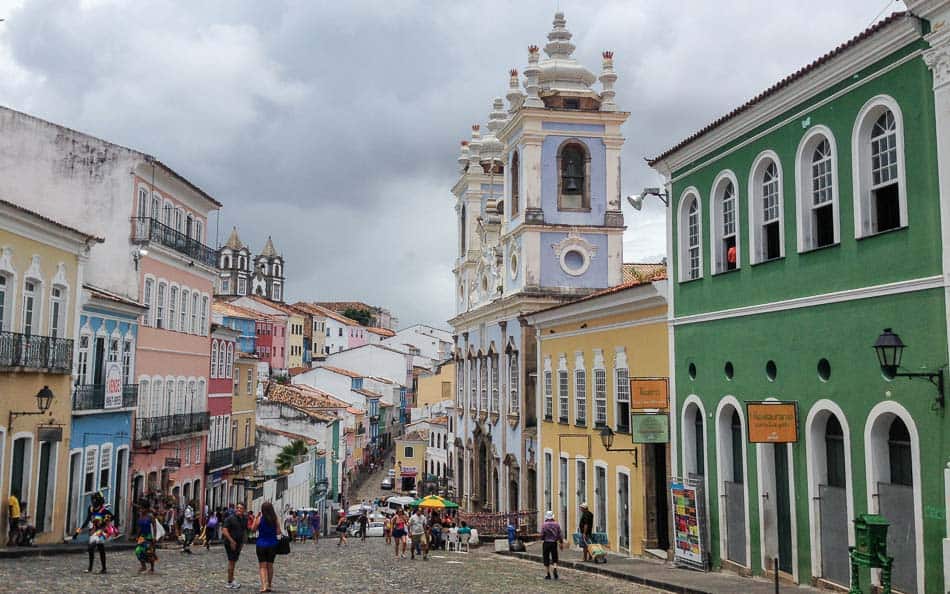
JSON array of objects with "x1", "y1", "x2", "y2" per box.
[{"x1": 450, "y1": 12, "x2": 627, "y2": 514}]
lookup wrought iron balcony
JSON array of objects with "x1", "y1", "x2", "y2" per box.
[
  {"x1": 233, "y1": 445, "x2": 256, "y2": 467},
  {"x1": 130, "y1": 217, "x2": 218, "y2": 268},
  {"x1": 0, "y1": 331, "x2": 73, "y2": 373},
  {"x1": 72, "y1": 384, "x2": 138, "y2": 411},
  {"x1": 134, "y1": 412, "x2": 210, "y2": 446},
  {"x1": 207, "y1": 447, "x2": 233, "y2": 471}
]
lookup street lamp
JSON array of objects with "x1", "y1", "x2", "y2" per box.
[
  {"x1": 873, "y1": 328, "x2": 944, "y2": 408},
  {"x1": 9, "y1": 385, "x2": 55, "y2": 428},
  {"x1": 599, "y1": 425, "x2": 638, "y2": 467},
  {"x1": 626, "y1": 187, "x2": 669, "y2": 210}
]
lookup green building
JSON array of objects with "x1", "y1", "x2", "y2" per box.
[{"x1": 648, "y1": 4, "x2": 950, "y2": 593}]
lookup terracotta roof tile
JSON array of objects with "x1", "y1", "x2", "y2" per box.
[
  {"x1": 647, "y1": 12, "x2": 909, "y2": 166},
  {"x1": 320, "y1": 365, "x2": 363, "y2": 379},
  {"x1": 287, "y1": 366, "x2": 310, "y2": 377},
  {"x1": 367, "y1": 327, "x2": 396, "y2": 337},
  {"x1": 1, "y1": 199, "x2": 104, "y2": 242},
  {"x1": 622, "y1": 262, "x2": 667, "y2": 284},
  {"x1": 292, "y1": 302, "x2": 360, "y2": 326},
  {"x1": 354, "y1": 388, "x2": 383, "y2": 398},
  {"x1": 213, "y1": 300, "x2": 276, "y2": 321},
  {"x1": 267, "y1": 382, "x2": 348, "y2": 415}
]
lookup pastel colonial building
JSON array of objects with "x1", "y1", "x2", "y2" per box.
[
  {"x1": 648, "y1": 4, "x2": 950, "y2": 592},
  {"x1": 0, "y1": 200, "x2": 101, "y2": 544},
  {"x1": 450, "y1": 12, "x2": 627, "y2": 515}
]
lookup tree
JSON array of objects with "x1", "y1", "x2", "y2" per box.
[
  {"x1": 276, "y1": 439, "x2": 308, "y2": 473},
  {"x1": 342, "y1": 307, "x2": 373, "y2": 327}
]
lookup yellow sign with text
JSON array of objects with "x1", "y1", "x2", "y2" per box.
[{"x1": 746, "y1": 402, "x2": 799, "y2": 443}]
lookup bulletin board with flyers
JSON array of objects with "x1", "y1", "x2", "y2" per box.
[{"x1": 670, "y1": 476, "x2": 707, "y2": 571}]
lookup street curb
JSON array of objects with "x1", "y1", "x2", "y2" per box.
[
  {"x1": 1, "y1": 542, "x2": 153, "y2": 559},
  {"x1": 497, "y1": 550, "x2": 713, "y2": 594}
]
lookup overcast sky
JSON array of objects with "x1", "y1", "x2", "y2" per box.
[{"x1": 0, "y1": 0, "x2": 905, "y2": 328}]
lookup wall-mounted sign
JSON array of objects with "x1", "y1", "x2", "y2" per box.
[
  {"x1": 164, "y1": 457, "x2": 181, "y2": 469},
  {"x1": 746, "y1": 401, "x2": 799, "y2": 443},
  {"x1": 631, "y1": 413, "x2": 670, "y2": 443},
  {"x1": 400, "y1": 465, "x2": 417, "y2": 477},
  {"x1": 37, "y1": 426, "x2": 63, "y2": 443},
  {"x1": 631, "y1": 378, "x2": 669, "y2": 410},
  {"x1": 104, "y1": 362, "x2": 123, "y2": 409}
]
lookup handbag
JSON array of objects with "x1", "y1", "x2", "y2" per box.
[{"x1": 276, "y1": 535, "x2": 291, "y2": 555}]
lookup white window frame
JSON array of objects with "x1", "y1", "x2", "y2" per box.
[
  {"x1": 211, "y1": 341, "x2": 219, "y2": 378},
  {"x1": 796, "y1": 126, "x2": 841, "y2": 251},
  {"x1": 594, "y1": 367, "x2": 607, "y2": 427},
  {"x1": 490, "y1": 353, "x2": 499, "y2": 414},
  {"x1": 22, "y1": 277, "x2": 40, "y2": 335},
  {"x1": 508, "y1": 351, "x2": 520, "y2": 414},
  {"x1": 557, "y1": 355, "x2": 569, "y2": 423},
  {"x1": 48, "y1": 285, "x2": 65, "y2": 338},
  {"x1": 137, "y1": 378, "x2": 149, "y2": 417},
  {"x1": 852, "y1": 95, "x2": 907, "y2": 238},
  {"x1": 168, "y1": 285, "x2": 178, "y2": 332},
  {"x1": 179, "y1": 288, "x2": 189, "y2": 331},
  {"x1": 77, "y1": 333, "x2": 91, "y2": 385},
  {"x1": 155, "y1": 281, "x2": 166, "y2": 329},
  {"x1": 677, "y1": 188, "x2": 703, "y2": 282},
  {"x1": 573, "y1": 351, "x2": 586, "y2": 426},
  {"x1": 201, "y1": 295, "x2": 209, "y2": 335},
  {"x1": 748, "y1": 150, "x2": 786, "y2": 263},
  {"x1": 143, "y1": 277, "x2": 154, "y2": 327},
  {"x1": 710, "y1": 171, "x2": 740, "y2": 274},
  {"x1": 191, "y1": 293, "x2": 198, "y2": 333},
  {"x1": 543, "y1": 357, "x2": 553, "y2": 420}
]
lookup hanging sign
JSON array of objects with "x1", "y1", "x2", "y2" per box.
[
  {"x1": 164, "y1": 457, "x2": 181, "y2": 469},
  {"x1": 104, "y1": 362, "x2": 123, "y2": 409},
  {"x1": 630, "y1": 413, "x2": 670, "y2": 443},
  {"x1": 746, "y1": 401, "x2": 799, "y2": 443},
  {"x1": 630, "y1": 378, "x2": 669, "y2": 409},
  {"x1": 671, "y1": 480, "x2": 705, "y2": 568}
]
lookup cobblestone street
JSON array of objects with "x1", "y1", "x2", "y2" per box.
[{"x1": 0, "y1": 538, "x2": 668, "y2": 593}]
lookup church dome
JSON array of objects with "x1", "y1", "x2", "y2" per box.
[{"x1": 536, "y1": 12, "x2": 596, "y2": 94}]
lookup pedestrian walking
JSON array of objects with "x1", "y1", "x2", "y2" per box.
[
  {"x1": 541, "y1": 510, "x2": 564, "y2": 580},
  {"x1": 310, "y1": 512, "x2": 320, "y2": 543},
  {"x1": 133, "y1": 504, "x2": 157, "y2": 574},
  {"x1": 181, "y1": 501, "x2": 195, "y2": 554},
  {"x1": 578, "y1": 502, "x2": 594, "y2": 562},
  {"x1": 6, "y1": 489, "x2": 21, "y2": 546},
  {"x1": 358, "y1": 511, "x2": 368, "y2": 542},
  {"x1": 222, "y1": 503, "x2": 246, "y2": 590},
  {"x1": 252, "y1": 502, "x2": 282, "y2": 594},
  {"x1": 392, "y1": 510, "x2": 407, "y2": 559},
  {"x1": 336, "y1": 512, "x2": 348, "y2": 546},
  {"x1": 383, "y1": 515, "x2": 392, "y2": 544},
  {"x1": 75, "y1": 492, "x2": 114, "y2": 574},
  {"x1": 408, "y1": 508, "x2": 427, "y2": 560}
]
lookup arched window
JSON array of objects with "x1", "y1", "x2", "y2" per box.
[
  {"x1": 179, "y1": 289, "x2": 188, "y2": 331},
  {"x1": 156, "y1": 282, "x2": 166, "y2": 329},
  {"x1": 137, "y1": 187, "x2": 148, "y2": 218},
  {"x1": 711, "y1": 174, "x2": 739, "y2": 273},
  {"x1": 226, "y1": 343, "x2": 234, "y2": 378},
  {"x1": 749, "y1": 153, "x2": 784, "y2": 263},
  {"x1": 853, "y1": 98, "x2": 906, "y2": 236},
  {"x1": 557, "y1": 141, "x2": 590, "y2": 210},
  {"x1": 221, "y1": 253, "x2": 232, "y2": 269},
  {"x1": 48, "y1": 285, "x2": 65, "y2": 338},
  {"x1": 887, "y1": 417, "x2": 912, "y2": 486},
  {"x1": 678, "y1": 192, "x2": 703, "y2": 281},
  {"x1": 797, "y1": 129, "x2": 839, "y2": 251},
  {"x1": 151, "y1": 379, "x2": 163, "y2": 417},
  {"x1": 730, "y1": 409, "x2": 743, "y2": 483},
  {"x1": 138, "y1": 379, "x2": 149, "y2": 417},
  {"x1": 150, "y1": 195, "x2": 160, "y2": 220},
  {"x1": 510, "y1": 151, "x2": 520, "y2": 216},
  {"x1": 824, "y1": 414, "x2": 845, "y2": 488}
]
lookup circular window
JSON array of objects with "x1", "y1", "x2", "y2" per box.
[
  {"x1": 817, "y1": 358, "x2": 831, "y2": 382},
  {"x1": 688, "y1": 362, "x2": 697, "y2": 380},
  {"x1": 724, "y1": 361, "x2": 734, "y2": 380},
  {"x1": 510, "y1": 252, "x2": 519, "y2": 280},
  {"x1": 766, "y1": 360, "x2": 777, "y2": 381},
  {"x1": 559, "y1": 247, "x2": 590, "y2": 276}
]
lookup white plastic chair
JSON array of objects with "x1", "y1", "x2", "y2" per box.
[
  {"x1": 458, "y1": 531, "x2": 470, "y2": 553},
  {"x1": 447, "y1": 528, "x2": 459, "y2": 552}
]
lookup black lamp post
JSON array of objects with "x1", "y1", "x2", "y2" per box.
[
  {"x1": 9, "y1": 385, "x2": 55, "y2": 428},
  {"x1": 599, "y1": 425, "x2": 638, "y2": 467},
  {"x1": 873, "y1": 328, "x2": 944, "y2": 408}
]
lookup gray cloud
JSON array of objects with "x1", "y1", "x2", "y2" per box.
[{"x1": 0, "y1": 0, "x2": 903, "y2": 326}]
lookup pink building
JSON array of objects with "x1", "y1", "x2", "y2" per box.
[
  {"x1": 131, "y1": 169, "x2": 219, "y2": 510},
  {"x1": 254, "y1": 316, "x2": 286, "y2": 373},
  {"x1": 207, "y1": 325, "x2": 239, "y2": 509},
  {"x1": 347, "y1": 324, "x2": 368, "y2": 349}
]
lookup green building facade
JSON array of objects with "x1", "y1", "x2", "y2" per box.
[{"x1": 649, "y1": 6, "x2": 950, "y2": 593}]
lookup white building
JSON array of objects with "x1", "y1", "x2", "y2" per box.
[{"x1": 381, "y1": 324, "x2": 453, "y2": 361}]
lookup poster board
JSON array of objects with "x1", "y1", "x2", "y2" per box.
[
  {"x1": 671, "y1": 478, "x2": 706, "y2": 571},
  {"x1": 746, "y1": 401, "x2": 799, "y2": 443},
  {"x1": 104, "y1": 362, "x2": 123, "y2": 409},
  {"x1": 630, "y1": 378, "x2": 669, "y2": 409}
]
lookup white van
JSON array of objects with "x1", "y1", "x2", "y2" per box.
[{"x1": 381, "y1": 495, "x2": 415, "y2": 516}]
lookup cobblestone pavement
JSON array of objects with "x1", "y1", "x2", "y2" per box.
[{"x1": 0, "y1": 537, "x2": 670, "y2": 593}]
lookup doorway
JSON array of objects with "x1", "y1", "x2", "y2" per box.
[
  {"x1": 66, "y1": 451, "x2": 81, "y2": 533},
  {"x1": 718, "y1": 406, "x2": 747, "y2": 567},
  {"x1": 93, "y1": 337, "x2": 105, "y2": 385},
  {"x1": 35, "y1": 442, "x2": 54, "y2": 532},
  {"x1": 652, "y1": 443, "x2": 670, "y2": 550},
  {"x1": 114, "y1": 449, "x2": 128, "y2": 529}
]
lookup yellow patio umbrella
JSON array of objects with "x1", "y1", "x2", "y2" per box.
[{"x1": 412, "y1": 495, "x2": 459, "y2": 509}]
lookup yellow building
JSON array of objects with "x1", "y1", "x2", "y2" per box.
[
  {"x1": 525, "y1": 277, "x2": 670, "y2": 558},
  {"x1": 416, "y1": 360, "x2": 454, "y2": 409},
  {"x1": 0, "y1": 200, "x2": 101, "y2": 543},
  {"x1": 394, "y1": 430, "x2": 427, "y2": 494},
  {"x1": 231, "y1": 352, "x2": 259, "y2": 506}
]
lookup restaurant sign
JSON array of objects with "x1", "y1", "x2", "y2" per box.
[
  {"x1": 746, "y1": 401, "x2": 799, "y2": 443},
  {"x1": 630, "y1": 378, "x2": 669, "y2": 409}
]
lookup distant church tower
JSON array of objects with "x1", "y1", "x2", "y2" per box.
[
  {"x1": 252, "y1": 236, "x2": 285, "y2": 302},
  {"x1": 218, "y1": 227, "x2": 253, "y2": 297}
]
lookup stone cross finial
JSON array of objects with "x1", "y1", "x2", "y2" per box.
[
  {"x1": 599, "y1": 50, "x2": 618, "y2": 112},
  {"x1": 523, "y1": 46, "x2": 543, "y2": 108}
]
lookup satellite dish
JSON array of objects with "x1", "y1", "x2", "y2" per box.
[{"x1": 626, "y1": 195, "x2": 643, "y2": 211}]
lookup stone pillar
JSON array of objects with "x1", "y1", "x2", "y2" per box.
[{"x1": 521, "y1": 134, "x2": 544, "y2": 225}]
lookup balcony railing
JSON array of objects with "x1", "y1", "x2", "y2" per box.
[
  {"x1": 72, "y1": 384, "x2": 138, "y2": 411},
  {"x1": 207, "y1": 447, "x2": 233, "y2": 471},
  {"x1": 0, "y1": 331, "x2": 73, "y2": 372},
  {"x1": 233, "y1": 445, "x2": 256, "y2": 467},
  {"x1": 130, "y1": 217, "x2": 218, "y2": 268},
  {"x1": 134, "y1": 412, "x2": 210, "y2": 446}
]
